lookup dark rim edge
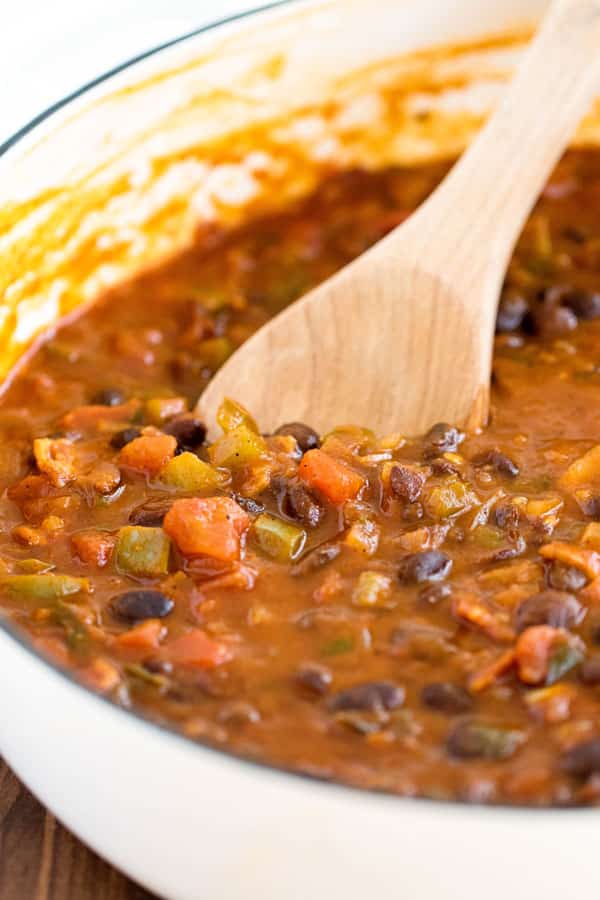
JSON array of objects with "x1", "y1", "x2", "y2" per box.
[{"x1": 0, "y1": 0, "x2": 591, "y2": 816}]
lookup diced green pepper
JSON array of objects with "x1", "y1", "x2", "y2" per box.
[
  {"x1": 322, "y1": 636, "x2": 354, "y2": 657},
  {"x1": 352, "y1": 571, "x2": 392, "y2": 608},
  {"x1": 209, "y1": 425, "x2": 267, "y2": 468},
  {"x1": 115, "y1": 527, "x2": 171, "y2": 577},
  {"x1": 145, "y1": 396, "x2": 187, "y2": 425},
  {"x1": 252, "y1": 513, "x2": 306, "y2": 562},
  {"x1": 424, "y1": 478, "x2": 476, "y2": 519},
  {"x1": 53, "y1": 601, "x2": 90, "y2": 653},
  {"x1": 216, "y1": 398, "x2": 259, "y2": 434},
  {"x1": 16, "y1": 558, "x2": 56, "y2": 574},
  {"x1": 547, "y1": 640, "x2": 584, "y2": 685},
  {"x1": 197, "y1": 337, "x2": 233, "y2": 370},
  {"x1": 472, "y1": 524, "x2": 505, "y2": 549},
  {"x1": 125, "y1": 662, "x2": 169, "y2": 689},
  {"x1": 447, "y1": 721, "x2": 523, "y2": 760},
  {"x1": 160, "y1": 452, "x2": 226, "y2": 492},
  {"x1": 0, "y1": 574, "x2": 89, "y2": 601}
]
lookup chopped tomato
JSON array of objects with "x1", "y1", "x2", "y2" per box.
[
  {"x1": 60, "y1": 399, "x2": 141, "y2": 436},
  {"x1": 298, "y1": 449, "x2": 365, "y2": 505},
  {"x1": 515, "y1": 625, "x2": 584, "y2": 685},
  {"x1": 163, "y1": 497, "x2": 250, "y2": 562},
  {"x1": 164, "y1": 628, "x2": 232, "y2": 669},
  {"x1": 71, "y1": 530, "x2": 115, "y2": 568},
  {"x1": 469, "y1": 649, "x2": 516, "y2": 693},
  {"x1": 119, "y1": 433, "x2": 177, "y2": 477},
  {"x1": 115, "y1": 620, "x2": 165, "y2": 653}
]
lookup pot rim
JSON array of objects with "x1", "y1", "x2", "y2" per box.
[{"x1": 0, "y1": 0, "x2": 587, "y2": 817}]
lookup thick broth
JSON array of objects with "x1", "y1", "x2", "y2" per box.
[{"x1": 2, "y1": 151, "x2": 600, "y2": 805}]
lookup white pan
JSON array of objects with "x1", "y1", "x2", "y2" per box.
[{"x1": 0, "y1": 2, "x2": 598, "y2": 898}]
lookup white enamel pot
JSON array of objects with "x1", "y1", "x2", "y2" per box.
[{"x1": 0, "y1": 2, "x2": 598, "y2": 898}]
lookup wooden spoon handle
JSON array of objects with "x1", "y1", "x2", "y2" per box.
[{"x1": 398, "y1": 0, "x2": 600, "y2": 287}]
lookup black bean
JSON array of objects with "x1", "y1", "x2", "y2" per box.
[
  {"x1": 389, "y1": 464, "x2": 426, "y2": 502},
  {"x1": 547, "y1": 561, "x2": 588, "y2": 592},
  {"x1": 527, "y1": 289, "x2": 578, "y2": 338},
  {"x1": 398, "y1": 550, "x2": 452, "y2": 584},
  {"x1": 274, "y1": 422, "x2": 320, "y2": 453},
  {"x1": 422, "y1": 682, "x2": 472, "y2": 714},
  {"x1": 423, "y1": 423, "x2": 464, "y2": 459},
  {"x1": 113, "y1": 589, "x2": 174, "y2": 622},
  {"x1": 577, "y1": 494, "x2": 600, "y2": 520},
  {"x1": 92, "y1": 388, "x2": 126, "y2": 407},
  {"x1": 495, "y1": 501, "x2": 520, "y2": 531},
  {"x1": 328, "y1": 681, "x2": 404, "y2": 714},
  {"x1": 280, "y1": 480, "x2": 324, "y2": 528},
  {"x1": 562, "y1": 739, "x2": 600, "y2": 777},
  {"x1": 110, "y1": 427, "x2": 142, "y2": 450},
  {"x1": 144, "y1": 658, "x2": 173, "y2": 675},
  {"x1": 430, "y1": 459, "x2": 461, "y2": 476},
  {"x1": 295, "y1": 663, "x2": 332, "y2": 696},
  {"x1": 291, "y1": 542, "x2": 341, "y2": 576},
  {"x1": 129, "y1": 497, "x2": 172, "y2": 526},
  {"x1": 164, "y1": 415, "x2": 207, "y2": 450},
  {"x1": 580, "y1": 656, "x2": 600, "y2": 685},
  {"x1": 562, "y1": 289, "x2": 600, "y2": 321},
  {"x1": 419, "y1": 582, "x2": 452, "y2": 605},
  {"x1": 472, "y1": 449, "x2": 519, "y2": 478},
  {"x1": 496, "y1": 293, "x2": 529, "y2": 333},
  {"x1": 231, "y1": 493, "x2": 265, "y2": 517},
  {"x1": 447, "y1": 721, "x2": 522, "y2": 760},
  {"x1": 513, "y1": 590, "x2": 584, "y2": 633},
  {"x1": 562, "y1": 226, "x2": 587, "y2": 244}
]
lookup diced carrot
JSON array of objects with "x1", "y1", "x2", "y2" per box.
[
  {"x1": 469, "y1": 648, "x2": 516, "y2": 693},
  {"x1": 33, "y1": 438, "x2": 77, "y2": 487},
  {"x1": 115, "y1": 620, "x2": 165, "y2": 653},
  {"x1": 515, "y1": 625, "x2": 559, "y2": 685},
  {"x1": 8, "y1": 474, "x2": 53, "y2": 503},
  {"x1": 515, "y1": 625, "x2": 584, "y2": 685},
  {"x1": 164, "y1": 628, "x2": 232, "y2": 669},
  {"x1": 119, "y1": 433, "x2": 177, "y2": 477},
  {"x1": 12, "y1": 524, "x2": 47, "y2": 546},
  {"x1": 539, "y1": 541, "x2": 600, "y2": 580},
  {"x1": 453, "y1": 591, "x2": 515, "y2": 643},
  {"x1": 298, "y1": 449, "x2": 365, "y2": 505},
  {"x1": 71, "y1": 530, "x2": 115, "y2": 568},
  {"x1": 163, "y1": 497, "x2": 250, "y2": 562}
]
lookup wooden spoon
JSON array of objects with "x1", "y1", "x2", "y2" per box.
[{"x1": 198, "y1": 0, "x2": 600, "y2": 437}]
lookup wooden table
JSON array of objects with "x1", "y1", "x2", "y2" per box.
[{"x1": 0, "y1": 760, "x2": 158, "y2": 899}]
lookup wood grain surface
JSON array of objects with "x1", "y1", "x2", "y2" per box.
[{"x1": 0, "y1": 759, "x2": 157, "y2": 900}]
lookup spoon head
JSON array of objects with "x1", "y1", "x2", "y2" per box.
[{"x1": 197, "y1": 254, "x2": 493, "y2": 439}]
